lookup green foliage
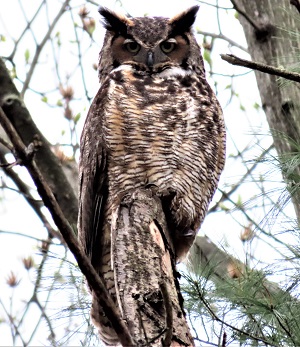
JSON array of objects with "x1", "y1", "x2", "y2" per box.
[
  {"x1": 253, "y1": 102, "x2": 260, "y2": 110},
  {"x1": 203, "y1": 49, "x2": 212, "y2": 67},
  {"x1": 269, "y1": 131, "x2": 300, "y2": 200},
  {"x1": 55, "y1": 31, "x2": 61, "y2": 47},
  {"x1": 182, "y1": 261, "x2": 300, "y2": 346},
  {"x1": 239, "y1": 104, "x2": 246, "y2": 111},
  {"x1": 182, "y1": 133, "x2": 300, "y2": 346},
  {"x1": 73, "y1": 112, "x2": 81, "y2": 124},
  {"x1": 24, "y1": 49, "x2": 30, "y2": 64}
]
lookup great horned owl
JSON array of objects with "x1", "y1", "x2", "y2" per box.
[{"x1": 78, "y1": 6, "x2": 225, "y2": 345}]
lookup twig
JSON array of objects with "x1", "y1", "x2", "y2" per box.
[
  {"x1": 198, "y1": 31, "x2": 247, "y2": 52},
  {"x1": 0, "y1": 151, "x2": 61, "y2": 241},
  {"x1": 221, "y1": 54, "x2": 300, "y2": 83},
  {"x1": 0, "y1": 136, "x2": 13, "y2": 151},
  {"x1": 0, "y1": 298, "x2": 27, "y2": 346},
  {"x1": 0, "y1": 229, "x2": 53, "y2": 243},
  {"x1": 209, "y1": 145, "x2": 273, "y2": 213},
  {"x1": 69, "y1": 9, "x2": 92, "y2": 103},
  {"x1": 0, "y1": 106, "x2": 134, "y2": 346},
  {"x1": 21, "y1": 0, "x2": 70, "y2": 97},
  {"x1": 194, "y1": 282, "x2": 278, "y2": 346},
  {"x1": 230, "y1": 0, "x2": 261, "y2": 31},
  {"x1": 198, "y1": 1, "x2": 233, "y2": 10}
]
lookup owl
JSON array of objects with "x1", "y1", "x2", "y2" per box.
[{"x1": 78, "y1": 5, "x2": 225, "y2": 345}]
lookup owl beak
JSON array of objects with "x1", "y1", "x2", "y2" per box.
[{"x1": 146, "y1": 51, "x2": 154, "y2": 68}]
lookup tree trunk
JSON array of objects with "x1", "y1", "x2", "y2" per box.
[{"x1": 231, "y1": 0, "x2": 300, "y2": 219}]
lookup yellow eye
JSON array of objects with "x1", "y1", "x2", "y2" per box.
[
  {"x1": 160, "y1": 40, "x2": 176, "y2": 53},
  {"x1": 124, "y1": 40, "x2": 140, "y2": 54}
]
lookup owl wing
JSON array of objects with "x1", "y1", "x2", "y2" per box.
[{"x1": 78, "y1": 86, "x2": 107, "y2": 267}]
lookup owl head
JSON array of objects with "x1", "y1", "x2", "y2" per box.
[{"x1": 98, "y1": 6, "x2": 204, "y2": 82}]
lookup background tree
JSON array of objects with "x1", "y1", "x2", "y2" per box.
[{"x1": 0, "y1": 0, "x2": 299, "y2": 346}]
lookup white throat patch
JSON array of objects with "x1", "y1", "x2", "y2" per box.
[{"x1": 158, "y1": 67, "x2": 192, "y2": 78}]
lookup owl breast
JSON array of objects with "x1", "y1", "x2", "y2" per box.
[{"x1": 103, "y1": 65, "x2": 225, "y2": 256}]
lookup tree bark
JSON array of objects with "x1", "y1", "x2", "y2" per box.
[
  {"x1": 114, "y1": 188, "x2": 194, "y2": 346},
  {"x1": 231, "y1": 0, "x2": 300, "y2": 220},
  {"x1": 0, "y1": 58, "x2": 78, "y2": 227}
]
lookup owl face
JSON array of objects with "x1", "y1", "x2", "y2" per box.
[{"x1": 98, "y1": 6, "x2": 200, "y2": 75}]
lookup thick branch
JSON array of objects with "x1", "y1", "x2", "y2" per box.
[
  {"x1": 0, "y1": 106, "x2": 134, "y2": 347},
  {"x1": 0, "y1": 58, "x2": 78, "y2": 227},
  {"x1": 221, "y1": 54, "x2": 300, "y2": 83}
]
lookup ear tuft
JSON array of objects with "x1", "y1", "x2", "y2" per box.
[
  {"x1": 98, "y1": 7, "x2": 134, "y2": 35},
  {"x1": 169, "y1": 6, "x2": 199, "y2": 35}
]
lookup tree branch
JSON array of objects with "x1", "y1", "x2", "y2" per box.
[
  {"x1": 0, "y1": 105, "x2": 134, "y2": 347},
  {"x1": 198, "y1": 31, "x2": 247, "y2": 52},
  {"x1": 0, "y1": 58, "x2": 78, "y2": 227},
  {"x1": 221, "y1": 54, "x2": 300, "y2": 83},
  {"x1": 20, "y1": 0, "x2": 70, "y2": 97},
  {"x1": 230, "y1": 0, "x2": 261, "y2": 31},
  {"x1": 0, "y1": 149, "x2": 62, "y2": 241}
]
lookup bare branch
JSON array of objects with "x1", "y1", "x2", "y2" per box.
[
  {"x1": 21, "y1": 0, "x2": 70, "y2": 97},
  {"x1": 0, "y1": 150, "x2": 62, "y2": 241},
  {"x1": 221, "y1": 54, "x2": 300, "y2": 83},
  {"x1": 198, "y1": 31, "x2": 247, "y2": 52},
  {"x1": 230, "y1": 0, "x2": 261, "y2": 31}
]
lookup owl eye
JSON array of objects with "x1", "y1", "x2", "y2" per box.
[
  {"x1": 160, "y1": 39, "x2": 177, "y2": 54},
  {"x1": 124, "y1": 39, "x2": 141, "y2": 54}
]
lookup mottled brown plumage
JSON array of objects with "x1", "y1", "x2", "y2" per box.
[{"x1": 78, "y1": 6, "x2": 225, "y2": 345}]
